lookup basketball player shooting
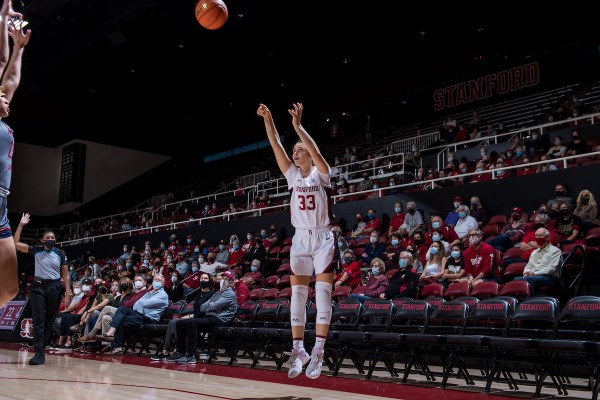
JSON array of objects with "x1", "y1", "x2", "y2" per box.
[{"x1": 257, "y1": 102, "x2": 336, "y2": 379}]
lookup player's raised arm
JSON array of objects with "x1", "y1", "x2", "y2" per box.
[
  {"x1": 258, "y1": 103, "x2": 292, "y2": 175},
  {"x1": 2, "y1": 22, "x2": 30, "y2": 102},
  {"x1": 0, "y1": 0, "x2": 21, "y2": 81},
  {"x1": 288, "y1": 102, "x2": 329, "y2": 175}
]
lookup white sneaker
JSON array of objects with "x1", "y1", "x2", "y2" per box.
[
  {"x1": 287, "y1": 348, "x2": 309, "y2": 378},
  {"x1": 305, "y1": 348, "x2": 324, "y2": 379}
]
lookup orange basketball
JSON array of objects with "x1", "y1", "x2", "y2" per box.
[{"x1": 195, "y1": 0, "x2": 228, "y2": 30}]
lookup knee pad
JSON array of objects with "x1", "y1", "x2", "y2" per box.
[
  {"x1": 315, "y1": 281, "x2": 333, "y2": 325},
  {"x1": 290, "y1": 285, "x2": 309, "y2": 327}
]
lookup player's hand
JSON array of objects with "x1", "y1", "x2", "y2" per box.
[
  {"x1": 20, "y1": 213, "x2": 30, "y2": 225},
  {"x1": 256, "y1": 103, "x2": 271, "y2": 118},
  {"x1": 8, "y1": 23, "x2": 31, "y2": 48},
  {"x1": 288, "y1": 102, "x2": 303, "y2": 126}
]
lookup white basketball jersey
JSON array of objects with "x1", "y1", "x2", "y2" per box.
[{"x1": 284, "y1": 164, "x2": 333, "y2": 230}]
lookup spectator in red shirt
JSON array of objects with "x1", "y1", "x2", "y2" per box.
[
  {"x1": 335, "y1": 250, "x2": 362, "y2": 290},
  {"x1": 461, "y1": 229, "x2": 500, "y2": 287},
  {"x1": 388, "y1": 202, "x2": 405, "y2": 236},
  {"x1": 228, "y1": 239, "x2": 245, "y2": 267},
  {"x1": 362, "y1": 208, "x2": 382, "y2": 236}
]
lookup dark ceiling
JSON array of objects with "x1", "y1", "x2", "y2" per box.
[{"x1": 6, "y1": 1, "x2": 600, "y2": 157}]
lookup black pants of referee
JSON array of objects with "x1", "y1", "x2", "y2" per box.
[{"x1": 29, "y1": 279, "x2": 62, "y2": 354}]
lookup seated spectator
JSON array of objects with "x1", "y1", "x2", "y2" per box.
[
  {"x1": 536, "y1": 155, "x2": 558, "y2": 173},
  {"x1": 454, "y1": 205, "x2": 479, "y2": 240},
  {"x1": 384, "y1": 233, "x2": 404, "y2": 267},
  {"x1": 486, "y1": 207, "x2": 529, "y2": 252},
  {"x1": 348, "y1": 258, "x2": 389, "y2": 303},
  {"x1": 242, "y1": 232, "x2": 255, "y2": 253},
  {"x1": 360, "y1": 231, "x2": 386, "y2": 265},
  {"x1": 52, "y1": 278, "x2": 97, "y2": 351},
  {"x1": 166, "y1": 271, "x2": 238, "y2": 364},
  {"x1": 182, "y1": 261, "x2": 201, "y2": 298},
  {"x1": 350, "y1": 213, "x2": 367, "y2": 237},
  {"x1": 215, "y1": 240, "x2": 230, "y2": 265},
  {"x1": 513, "y1": 228, "x2": 561, "y2": 296},
  {"x1": 516, "y1": 157, "x2": 535, "y2": 176},
  {"x1": 334, "y1": 250, "x2": 362, "y2": 290},
  {"x1": 152, "y1": 273, "x2": 215, "y2": 361},
  {"x1": 547, "y1": 136, "x2": 567, "y2": 159},
  {"x1": 441, "y1": 244, "x2": 466, "y2": 287},
  {"x1": 337, "y1": 236, "x2": 350, "y2": 260},
  {"x1": 554, "y1": 202, "x2": 584, "y2": 247},
  {"x1": 241, "y1": 239, "x2": 266, "y2": 274},
  {"x1": 460, "y1": 229, "x2": 500, "y2": 287},
  {"x1": 70, "y1": 282, "x2": 114, "y2": 333},
  {"x1": 412, "y1": 231, "x2": 429, "y2": 266},
  {"x1": 547, "y1": 182, "x2": 573, "y2": 208},
  {"x1": 404, "y1": 244, "x2": 424, "y2": 275},
  {"x1": 419, "y1": 242, "x2": 446, "y2": 287},
  {"x1": 228, "y1": 239, "x2": 245, "y2": 267},
  {"x1": 398, "y1": 224, "x2": 413, "y2": 249},
  {"x1": 388, "y1": 202, "x2": 405, "y2": 236},
  {"x1": 445, "y1": 196, "x2": 462, "y2": 227},
  {"x1": 566, "y1": 129, "x2": 588, "y2": 156},
  {"x1": 525, "y1": 130, "x2": 549, "y2": 157},
  {"x1": 469, "y1": 161, "x2": 492, "y2": 184},
  {"x1": 96, "y1": 274, "x2": 169, "y2": 354},
  {"x1": 573, "y1": 189, "x2": 600, "y2": 233},
  {"x1": 428, "y1": 214, "x2": 459, "y2": 246},
  {"x1": 504, "y1": 213, "x2": 559, "y2": 265},
  {"x1": 240, "y1": 259, "x2": 263, "y2": 290},
  {"x1": 380, "y1": 251, "x2": 419, "y2": 299},
  {"x1": 362, "y1": 208, "x2": 382, "y2": 236},
  {"x1": 404, "y1": 202, "x2": 424, "y2": 234}
]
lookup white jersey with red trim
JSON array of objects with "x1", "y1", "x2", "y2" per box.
[{"x1": 284, "y1": 164, "x2": 333, "y2": 230}]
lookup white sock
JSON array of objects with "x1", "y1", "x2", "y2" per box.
[
  {"x1": 293, "y1": 339, "x2": 304, "y2": 351},
  {"x1": 313, "y1": 335, "x2": 326, "y2": 352}
]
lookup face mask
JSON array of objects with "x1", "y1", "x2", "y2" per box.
[
  {"x1": 73, "y1": 288, "x2": 81, "y2": 295},
  {"x1": 249, "y1": 265, "x2": 258, "y2": 273},
  {"x1": 134, "y1": 281, "x2": 145, "y2": 289},
  {"x1": 432, "y1": 234, "x2": 440, "y2": 242},
  {"x1": 391, "y1": 239, "x2": 399, "y2": 246},
  {"x1": 399, "y1": 259, "x2": 408, "y2": 268},
  {"x1": 88, "y1": 258, "x2": 94, "y2": 263},
  {"x1": 247, "y1": 234, "x2": 252, "y2": 240},
  {"x1": 431, "y1": 222, "x2": 440, "y2": 229},
  {"x1": 471, "y1": 202, "x2": 478, "y2": 208},
  {"x1": 367, "y1": 214, "x2": 375, "y2": 220},
  {"x1": 337, "y1": 241, "x2": 344, "y2": 248},
  {"x1": 408, "y1": 208, "x2": 416, "y2": 214},
  {"x1": 126, "y1": 262, "x2": 132, "y2": 268},
  {"x1": 166, "y1": 258, "x2": 173, "y2": 263},
  {"x1": 198, "y1": 258, "x2": 205, "y2": 263},
  {"x1": 187, "y1": 239, "x2": 192, "y2": 244},
  {"x1": 475, "y1": 168, "x2": 483, "y2": 173},
  {"x1": 454, "y1": 201, "x2": 461, "y2": 209},
  {"x1": 123, "y1": 247, "x2": 128, "y2": 252},
  {"x1": 82, "y1": 285, "x2": 91, "y2": 292},
  {"x1": 414, "y1": 238, "x2": 423, "y2": 245},
  {"x1": 152, "y1": 281, "x2": 162, "y2": 290},
  {"x1": 556, "y1": 191, "x2": 565, "y2": 197},
  {"x1": 458, "y1": 212, "x2": 466, "y2": 219},
  {"x1": 261, "y1": 232, "x2": 266, "y2": 238},
  {"x1": 119, "y1": 283, "x2": 129, "y2": 292},
  {"x1": 118, "y1": 266, "x2": 123, "y2": 271},
  {"x1": 581, "y1": 197, "x2": 590, "y2": 205},
  {"x1": 535, "y1": 237, "x2": 547, "y2": 246},
  {"x1": 233, "y1": 245, "x2": 239, "y2": 251},
  {"x1": 560, "y1": 209, "x2": 569, "y2": 215},
  {"x1": 192, "y1": 267, "x2": 199, "y2": 273},
  {"x1": 271, "y1": 228, "x2": 277, "y2": 232},
  {"x1": 69, "y1": 266, "x2": 74, "y2": 271},
  {"x1": 395, "y1": 207, "x2": 402, "y2": 213},
  {"x1": 142, "y1": 260, "x2": 149, "y2": 265},
  {"x1": 149, "y1": 265, "x2": 154, "y2": 270},
  {"x1": 372, "y1": 185, "x2": 379, "y2": 189},
  {"x1": 43, "y1": 240, "x2": 55, "y2": 249},
  {"x1": 507, "y1": 152, "x2": 513, "y2": 158},
  {"x1": 480, "y1": 151, "x2": 486, "y2": 157},
  {"x1": 372, "y1": 267, "x2": 381, "y2": 276},
  {"x1": 160, "y1": 245, "x2": 166, "y2": 250},
  {"x1": 200, "y1": 281, "x2": 210, "y2": 289},
  {"x1": 451, "y1": 250, "x2": 460, "y2": 259},
  {"x1": 497, "y1": 170, "x2": 505, "y2": 176},
  {"x1": 343, "y1": 257, "x2": 353, "y2": 264},
  {"x1": 516, "y1": 151, "x2": 524, "y2": 157},
  {"x1": 532, "y1": 134, "x2": 538, "y2": 140},
  {"x1": 219, "y1": 245, "x2": 225, "y2": 250},
  {"x1": 171, "y1": 276, "x2": 178, "y2": 282},
  {"x1": 221, "y1": 280, "x2": 230, "y2": 290},
  {"x1": 448, "y1": 156, "x2": 454, "y2": 162},
  {"x1": 430, "y1": 247, "x2": 439, "y2": 255},
  {"x1": 469, "y1": 236, "x2": 480, "y2": 246},
  {"x1": 370, "y1": 237, "x2": 378, "y2": 244}
]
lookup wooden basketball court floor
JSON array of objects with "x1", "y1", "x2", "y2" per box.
[{"x1": 0, "y1": 341, "x2": 592, "y2": 400}]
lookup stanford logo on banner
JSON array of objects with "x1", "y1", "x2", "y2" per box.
[
  {"x1": 433, "y1": 62, "x2": 540, "y2": 111},
  {"x1": 20, "y1": 318, "x2": 33, "y2": 339}
]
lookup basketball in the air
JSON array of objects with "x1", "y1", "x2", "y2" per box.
[{"x1": 195, "y1": 0, "x2": 228, "y2": 30}]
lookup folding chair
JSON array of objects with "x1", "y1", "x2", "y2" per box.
[
  {"x1": 366, "y1": 299, "x2": 431, "y2": 379},
  {"x1": 418, "y1": 283, "x2": 444, "y2": 298},
  {"x1": 402, "y1": 301, "x2": 469, "y2": 383},
  {"x1": 498, "y1": 280, "x2": 531, "y2": 302},
  {"x1": 209, "y1": 301, "x2": 259, "y2": 364},
  {"x1": 470, "y1": 281, "x2": 500, "y2": 299}
]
